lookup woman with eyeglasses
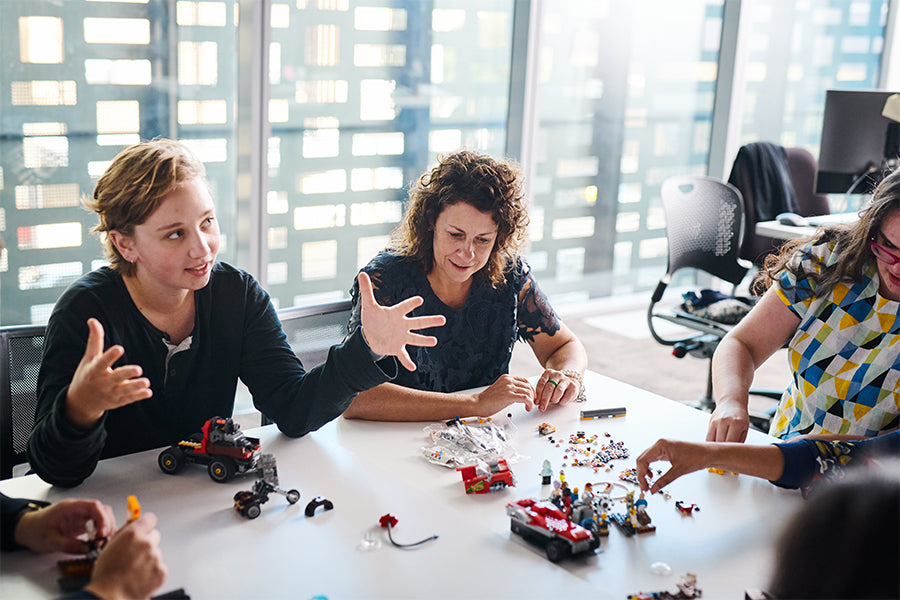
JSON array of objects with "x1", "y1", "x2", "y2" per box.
[{"x1": 707, "y1": 167, "x2": 900, "y2": 443}]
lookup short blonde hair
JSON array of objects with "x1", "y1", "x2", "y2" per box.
[{"x1": 85, "y1": 139, "x2": 207, "y2": 276}]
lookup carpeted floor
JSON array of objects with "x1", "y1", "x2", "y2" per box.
[{"x1": 509, "y1": 295, "x2": 791, "y2": 415}]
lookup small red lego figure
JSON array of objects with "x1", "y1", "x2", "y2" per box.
[{"x1": 675, "y1": 501, "x2": 700, "y2": 516}]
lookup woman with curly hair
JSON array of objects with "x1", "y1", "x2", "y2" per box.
[
  {"x1": 345, "y1": 149, "x2": 587, "y2": 421},
  {"x1": 707, "y1": 167, "x2": 900, "y2": 443}
]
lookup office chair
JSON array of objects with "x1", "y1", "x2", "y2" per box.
[
  {"x1": 729, "y1": 143, "x2": 830, "y2": 267},
  {"x1": 1, "y1": 325, "x2": 45, "y2": 479},
  {"x1": 647, "y1": 176, "x2": 781, "y2": 424},
  {"x1": 263, "y1": 300, "x2": 353, "y2": 426}
]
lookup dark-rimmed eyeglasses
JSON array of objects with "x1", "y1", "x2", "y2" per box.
[{"x1": 869, "y1": 233, "x2": 900, "y2": 265}]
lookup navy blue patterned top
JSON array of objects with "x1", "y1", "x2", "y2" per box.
[{"x1": 349, "y1": 252, "x2": 560, "y2": 393}]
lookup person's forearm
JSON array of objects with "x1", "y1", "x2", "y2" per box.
[
  {"x1": 543, "y1": 338, "x2": 587, "y2": 373},
  {"x1": 342, "y1": 383, "x2": 477, "y2": 421},
  {"x1": 706, "y1": 443, "x2": 785, "y2": 481},
  {"x1": 711, "y1": 334, "x2": 757, "y2": 410},
  {"x1": 28, "y1": 393, "x2": 106, "y2": 487}
]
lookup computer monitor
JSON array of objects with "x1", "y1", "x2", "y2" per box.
[{"x1": 815, "y1": 89, "x2": 900, "y2": 194}]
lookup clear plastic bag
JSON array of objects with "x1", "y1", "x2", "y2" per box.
[{"x1": 421, "y1": 416, "x2": 519, "y2": 467}]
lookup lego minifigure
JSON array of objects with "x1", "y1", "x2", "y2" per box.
[{"x1": 540, "y1": 459, "x2": 553, "y2": 485}]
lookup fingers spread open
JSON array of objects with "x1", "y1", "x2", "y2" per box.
[
  {"x1": 356, "y1": 271, "x2": 374, "y2": 300},
  {"x1": 406, "y1": 314, "x2": 446, "y2": 330},
  {"x1": 85, "y1": 318, "x2": 105, "y2": 359},
  {"x1": 405, "y1": 332, "x2": 439, "y2": 348},
  {"x1": 396, "y1": 348, "x2": 416, "y2": 372}
]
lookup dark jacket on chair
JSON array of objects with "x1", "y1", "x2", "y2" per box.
[{"x1": 728, "y1": 141, "x2": 799, "y2": 221}]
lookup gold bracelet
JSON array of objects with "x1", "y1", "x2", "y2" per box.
[{"x1": 561, "y1": 369, "x2": 586, "y2": 402}]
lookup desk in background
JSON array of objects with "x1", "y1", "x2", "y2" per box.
[
  {"x1": 755, "y1": 212, "x2": 858, "y2": 240},
  {"x1": 0, "y1": 372, "x2": 802, "y2": 599}
]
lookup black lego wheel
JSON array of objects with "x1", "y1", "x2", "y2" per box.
[
  {"x1": 157, "y1": 447, "x2": 185, "y2": 474},
  {"x1": 286, "y1": 490, "x2": 300, "y2": 504},
  {"x1": 208, "y1": 458, "x2": 236, "y2": 483},
  {"x1": 545, "y1": 539, "x2": 570, "y2": 563},
  {"x1": 245, "y1": 503, "x2": 261, "y2": 519}
]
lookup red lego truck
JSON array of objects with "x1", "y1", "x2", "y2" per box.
[{"x1": 158, "y1": 416, "x2": 264, "y2": 483}]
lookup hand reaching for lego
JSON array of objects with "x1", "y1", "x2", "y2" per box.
[
  {"x1": 534, "y1": 369, "x2": 579, "y2": 411},
  {"x1": 637, "y1": 438, "x2": 785, "y2": 494},
  {"x1": 85, "y1": 513, "x2": 168, "y2": 600},
  {"x1": 13, "y1": 498, "x2": 116, "y2": 554},
  {"x1": 65, "y1": 318, "x2": 153, "y2": 430},
  {"x1": 356, "y1": 272, "x2": 446, "y2": 371},
  {"x1": 472, "y1": 374, "x2": 536, "y2": 415}
]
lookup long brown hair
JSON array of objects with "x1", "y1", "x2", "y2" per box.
[
  {"x1": 391, "y1": 149, "x2": 529, "y2": 287},
  {"x1": 760, "y1": 167, "x2": 900, "y2": 297}
]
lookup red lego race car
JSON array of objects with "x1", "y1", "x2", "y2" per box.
[{"x1": 506, "y1": 497, "x2": 600, "y2": 562}]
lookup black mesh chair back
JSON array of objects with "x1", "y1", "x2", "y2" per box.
[
  {"x1": 660, "y1": 176, "x2": 748, "y2": 287},
  {"x1": 263, "y1": 300, "x2": 353, "y2": 425},
  {"x1": 1, "y1": 325, "x2": 45, "y2": 479},
  {"x1": 648, "y1": 176, "x2": 757, "y2": 412}
]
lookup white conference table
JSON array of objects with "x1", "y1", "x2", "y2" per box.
[{"x1": 0, "y1": 372, "x2": 802, "y2": 599}]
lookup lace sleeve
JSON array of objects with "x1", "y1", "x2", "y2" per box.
[{"x1": 516, "y1": 270, "x2": 560, "y2": 343}]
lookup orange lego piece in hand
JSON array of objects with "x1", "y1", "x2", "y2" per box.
[{"x1": 126, "y1": 495, "x2": 141, "y2": 522}]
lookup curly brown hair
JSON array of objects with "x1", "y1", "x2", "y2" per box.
[
  {"x1": 760, "y1": 166, "x2": 900, "y2": 297},
  {"x1": 84, "y1": 139, "x2": 208, "y2": 277},
  {"x1": 391, "y1": 149, "x2": 530, "y2": 287}
]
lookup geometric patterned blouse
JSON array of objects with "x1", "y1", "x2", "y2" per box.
[{"x1": 770, "y1": 239, "x2": 900, "y2": 439}]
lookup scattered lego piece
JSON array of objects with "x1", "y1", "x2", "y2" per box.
[
  {"x1": 57, "y1": 557, "x2": 95, "y2": 592},
  {"x1": 568, "y1": 431, "x2": 599, "y2": 445},
  {"x1": 619, "y1": 468, "x2": 640, "y2": 485},
  {"x1": 126, "y1": 495, "x2": 141, "y2": 522},
  {"x1": 675, "y1": 501, "x2": 700, "y2": 516},
  {"x1": 304, "y1": 495, "x2": 334, "y2": 517},
  {"x1": 580, "y1": 407, "x2": 626, "y2": 419},
  {"x1": 538, "y1": 422, "x2": 556, "y2": 435},
  {"x1": 708, "y1": 467, "x2": 739, "y2": 476},
  {"x1": 627, "y1": 572, "x2": 702, "y2": 599},
  {"x1": 233, "y1": 479, "x2": 300, "y2": 519},
  {"x1": 379, "y1": 514, "x2": 438, "y2": 548}
]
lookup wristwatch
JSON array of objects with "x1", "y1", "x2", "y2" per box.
[{"x1": 2, "y1": 499, "x2": 48, "y2": 550}]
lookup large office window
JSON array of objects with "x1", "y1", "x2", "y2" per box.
[
  {"x1": 264, "y1": 1, "x2": 514, "y2": 308},
  {"x1": 531, "y1": 1, "x2": 725, "y2": 300},
  {"x1": 738, "y1": 0, "x2": 889, "y2": 154},
  {"x1": 1, "y1": 0, "x2": 239, "y2": 325},
  {"x1": 0, "y1": 0, "x2": 894, "y2": 325}
]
